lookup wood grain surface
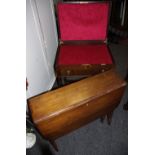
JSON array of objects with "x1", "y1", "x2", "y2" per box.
[
  {"x1": 28, "y1": 69, "x2": 126, "y2": 140},
  {"x1": 56, "y1": 64, "x2": 114, "y2": 77}
]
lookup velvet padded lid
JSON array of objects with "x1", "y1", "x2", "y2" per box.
[{"x1": 57, "y1": 2, "x2": 110, "y2": 41}]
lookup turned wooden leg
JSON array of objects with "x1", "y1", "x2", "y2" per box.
[
  {"x1": 49, "y1": 139, "x2": 59, "y2": 152},
  {"x1": 107, "y1": 111, "x2": 113, "y2": 125},
  {"x1": 56, "y1": 77, "x2": 62, "y2": 87},
  {"x1": 100, "y1": 116, "x2": 105, "y2": 123},
  {"x1": 61, "y1": 77, "x2": 66, "y2": 85}
]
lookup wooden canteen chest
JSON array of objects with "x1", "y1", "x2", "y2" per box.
[
  {"x1": 55, "y1": 2, "x2": 114, "y2": 85},
  {"x1": 28, "y1": 69, "x2": 126, "y2": 151}
]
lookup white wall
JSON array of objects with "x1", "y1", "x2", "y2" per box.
[
  {"x1": 26, "y1": 0, "x2": 58, "y2": 98},
  {"x1": 35, "y1": 0, "x2": 58, "y2": 75}
]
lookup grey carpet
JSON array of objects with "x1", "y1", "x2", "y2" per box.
[{"x1": 27, "y1": 42, "x2": 128, "y2": 155}]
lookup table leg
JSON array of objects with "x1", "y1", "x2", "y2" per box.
[
  {"x1": 56, "y1": 77, "x2": 63, "y2": 87},
  {"x1": 107, "y1": 111, "x2": 113, "y2": 125},
  {"x1": 100, "y1": 116, "x2": 105, "y2": 123},
  {"x1": 49, "y1": 139, "x2": 59, "y2": 152}
]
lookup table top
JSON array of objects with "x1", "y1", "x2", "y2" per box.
[{"x1": 28, "y1": 69, "x2": 126, "y2": 123}]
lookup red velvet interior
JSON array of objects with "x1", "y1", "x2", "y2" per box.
[
  {"x1": 57, "y1": 2, "x2": 110, "y2": 41},
  {"x1": 58, "y1": 44, "x2": 113, "y2": 65}
]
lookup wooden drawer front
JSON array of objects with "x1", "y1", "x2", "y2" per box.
[
  {"x1": 36, "y1": 87, "x2": 124, "y2": 140},
  {"x1": 57, "y1": 64, "x2": 114, "y2": 76}
]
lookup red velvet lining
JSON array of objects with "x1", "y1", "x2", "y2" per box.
[
  {"x1": 58, "y1": 44, "x2": 113, "y2": 65},
  {"x1": 57, "y1": 2, "x2": 110, "y2": 41}
]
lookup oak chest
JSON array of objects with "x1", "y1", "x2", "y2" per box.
[{"x1": 28, "y1": 69, "x2": 126, "y2": 151}]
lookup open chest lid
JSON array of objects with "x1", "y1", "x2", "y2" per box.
[{"x1": 57, "y1": 2, "x2": 111, "y2": 41}]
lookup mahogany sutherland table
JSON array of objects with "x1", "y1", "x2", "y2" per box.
[{"x1": 28, "y1": 69, "x2": 126, "y2": 151}]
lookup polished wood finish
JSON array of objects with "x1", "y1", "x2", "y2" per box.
[
  {"x1": 107, "y1": 111, "x2": 113, "y2": 125},
  {"x1": 56, "y1": 64, "x2": 114, "y2": 77},
  {"x1": 28, "y1": 69, "x2": 126, "y2": 151},
  {"x1": 59, "y1": 40, "x2": 106, "y2": 45}
]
